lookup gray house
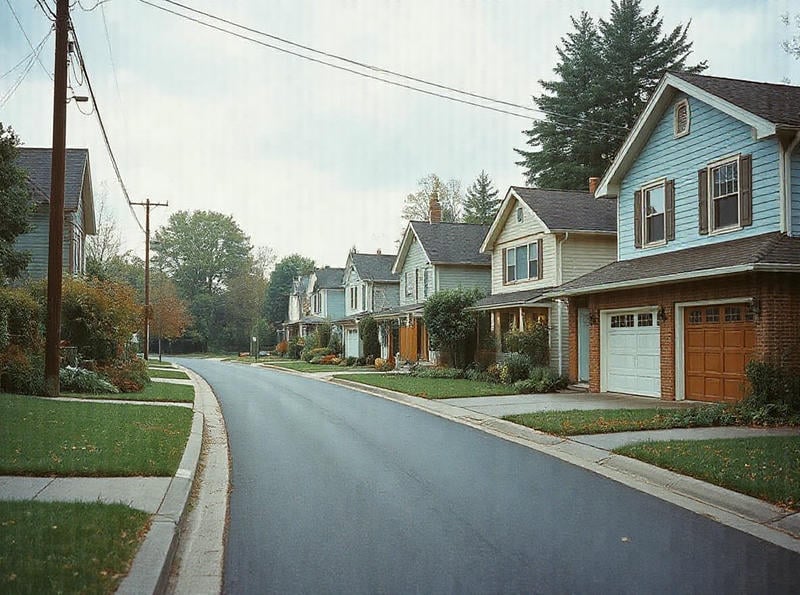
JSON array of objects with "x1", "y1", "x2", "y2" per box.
[{"x1": 14, "y1": 147, "x2": 96, "y2": 279}]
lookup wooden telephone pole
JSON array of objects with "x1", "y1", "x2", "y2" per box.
[
  {"x1": 132, "y1": 199, "x2": 167, "y2": 359},
  {"x1": 44, "y1": 0, "x2": 70, "y2": 397}
]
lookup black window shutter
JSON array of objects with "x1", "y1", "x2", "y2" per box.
[
  {"x1": 665, "y1": 179, "x2": 675, "y2": 241},
  {"x1": 537, "y1": 239, "x2": 543, "y2": 279},
  {"x1": 740, "y1": 154, "x2": 752, "y2": 227},
  {"x1": 633, "y1": 190, "x2": 643, "y2": 248},
  {"x1": 698, "y1": 169, "x2": 709, "y2": 235}
]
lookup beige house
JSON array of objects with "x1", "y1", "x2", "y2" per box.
[{"x1": 476, "y1": 186, "x2": 617, "y2": 378}]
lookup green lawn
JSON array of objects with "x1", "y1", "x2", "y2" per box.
[
  {"x1": 148, "y1": 368, "x2": 190, "y2": 380},
  {"x1": 0, "y1": 394, "x2": 192, "y2": 476},
  {"x1": 337, "y1": 374, "x2": 517, "y2": 398},
  {"x1": 0, "y1": 500, "x2": 150, "y2": 594},
  {"x1": 65, "y1": 381, "x2": 195, "y2": 403},
  {"x1": 265, "y1": 360, "x2": 358, "y2": 373},
  {"x1": 616, "y1": 436, "x2": 800, "y2": 510},
  {"x1": 503, "y1": 408, "x2": 702, "y2": 436},
  {"x1": 147, "y1": 361, "x2": 175, "y2": 368}
]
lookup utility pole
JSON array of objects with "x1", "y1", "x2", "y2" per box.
[
  {"x1": 44, "y1": 0, "x2": 70, "y2": 397},
  {"x1": 132, "y1": 199, "x2": 167, "y2": 360}
]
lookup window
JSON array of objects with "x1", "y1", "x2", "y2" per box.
[
  {"x1": 516, "y1": 207, "x2": 523, "y2": 222},
  {"x1": 637, "y1": 313, "x2": 653, "y2": 327},
  {"x1": 504, "y1": 241, "x2": 541, "y2": 284},
  {"x1": 643, "y1": 183, "x2": 665, "y2": 245},
  {"x1": 710, "y1": 158, "x2": 739, "y2": 230},
  {"x1": 674, "y1": 99, "x2": 690, "y2": 137},
  {"x1": 724, "y1": 306, "x2": 741, "y2": 322},
  {"x1": 705, "y1": 307, "x2": 719, "y2": 323},
  {"x1": 688, "y1": 309, "x2": 702, "y2": 324},
  {"x1": 313, "y1": 293, "x2": 322, "y2": 314},
  {"x1": 350, "y1": 286, "x2": 357, "y2": 309},
  {"x1": 405, "y1": 272, "x2": 413, "y2": 297},
  {"x1": 423, "y1": 268, "x2": 430, "y2": 297},
  {"x1": 610, "y1": 314, "x2": 635, "y2": 328}
]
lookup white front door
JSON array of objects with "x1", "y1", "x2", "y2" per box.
[{"x1": 602, "y1": 310, "x2": 660, "y2": 397}]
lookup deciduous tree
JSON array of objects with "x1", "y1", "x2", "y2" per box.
[
  {"x1": 0, "y1": 123, "x2": 33, "y2": 282},
  {"x1": 151, "y1": 275, "x2": 192, "y2": 358},
  {"x1": 423, "y1": 288, "x2": 483, "y2": 368},
  {"x1": 402, "y1": 174, "x2": 463, "y2": 222},
  {"x1": 264, "y1": 254, "x2": 315, "y2": 324}
]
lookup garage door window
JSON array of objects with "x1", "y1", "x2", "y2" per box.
[
  {"x1": 705, "y1": 307, "x2": 719, "y2": 323},
  {"x1": 637, "y1": 313, "x2": 653, "y2": 327},
  {"x1": 611, "y1": 314, "x2": 635, "y2": 328},
  {"x1": 724, "y1": 306, "x2": 741, "y2": 322}
]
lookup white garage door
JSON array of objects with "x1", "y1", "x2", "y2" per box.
[
  {"x1": 603, "y1": 310, "x2": 660, "y2": 397},
  {"x1": 344, "y1": 329, "x2": 360, "y2": 358}
]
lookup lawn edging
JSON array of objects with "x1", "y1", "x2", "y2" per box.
[
  {"x1": 117, "y1": 363, "x2": 207, "y2": 595},
  {"x1": 328, "y1": 376, "x2": 800, "y2": 551}
]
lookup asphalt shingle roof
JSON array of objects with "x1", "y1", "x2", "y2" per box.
[
  {"x1": 15, "y1": 147, "x2": 90, "y2": 210},
  {"x1": 510, "y1": 187, "x2": 617, "y2": 233},
  {"x1": 314, "y1": 267, "x2": 345, "y2": 289},
  {"x1": 351, "y1": 253, "x2": 399, "y2": 282},
  {"x1": 410, "y1": 221, "x2": 491, "y2": 265},
  {"x1": 672, "y1": 72, "x2": 800, "y2": 128},
  {"x1": 553, "y1": 232, "x2": 800, "y2": 295},
  {"x1": 473, "y1": 287, "x2": 555, "y2": 309}
]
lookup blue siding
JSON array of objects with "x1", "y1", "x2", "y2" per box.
[
  {"x1": 792, "y1": 145, "x2": 800, "y2": 235},
  {"x1": 619, "y1": 94, "x2": 782, "y2": 261},
  {"x1": 325, "y1": 289, "x2": 345, "y2": 320}
]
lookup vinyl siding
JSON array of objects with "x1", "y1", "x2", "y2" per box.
[
  {"x1": 792, "y1": 145, "x2": 800, "y2": 235},
  {"x1": 549, "y1": 300, "x2": 569, "y2": 376},
  {"x1": 560, "y1": 235, "x2": 617, "y2": 284},
  {"x1": 490, "y1": 200, "x2": 556, "y2": 294},
  {"x1": 437, "y1": 265, "x2": 491, "y2": 295},
  {"x1": 13, "y1": 208, "x2": 85, "y2": 280},
  {"x1": 325, "y1": 289, "x2": 345, "y2": 320},
  {"x1": 399, "y1": 237, "x2": 429, "y2": 305},
  {"x1": 373, "y1": 282, "x2": 400, "y2": 311},
  {"x1": 619, "y1": 93, "x2": 782, "y2": 261}
]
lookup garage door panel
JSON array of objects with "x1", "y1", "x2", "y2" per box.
[
  {"x1": 723, "y1": 329, "x2": 745, "y2": 348},
  {"x1": 723, "y1": 379, "x2": 745, "y2": 401},
  {"x1": 605, "y1": 311, "x2": 661, "y2": 398},
  {"x1": 686, "y1": 330, "x2": 705, "y2": 348},
  {"x1": 703, "y1": 352, "x2": 722, "y2": 373},
  {"x1": 703, "y1": 329, "x2": 722, "y2": 348},
  {"x1": 724, "y1": 352, "x2": 745, "y2": 373}
]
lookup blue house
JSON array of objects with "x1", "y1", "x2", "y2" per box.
[{"x1": 554, "y1": 72, "x2": 800, "y2": 402}]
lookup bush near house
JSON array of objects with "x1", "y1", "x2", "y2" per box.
[
  {"x1": 275, "y1": 340, "x2": 288, "y2": 356},
  {"x1": 287, "y1": 336, "x2": 304, "y2": 359},
  {"x1": 504, "y1": 322, "x2": 549, "y2": 367},
  {"x1": 358, "y1": 316, "x2": 380, "y2": 360},
  {"x1": 423, "y1": 288, "x2": 482, "y2": 369},
  {"x1": 0, "y1": 286, "x2": 44, "y2": 394}
]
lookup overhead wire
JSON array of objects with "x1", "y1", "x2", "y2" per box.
[
  {"x1": 143, "y1": 0, "x2": 629, "y2": 133},
  {"x1": 69, "y1": 20, "x2": 146, "y2": 234},
  {"x1": 0, "y1": 28, "x2": 52, "y2": 107},
  {"x1": 4, "y1": 0, "x2": 54, "y2": 79}
]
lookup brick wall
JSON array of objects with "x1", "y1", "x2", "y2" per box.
[{"x1": 568, "y1": 272, "x2": 800, "y2": 400}]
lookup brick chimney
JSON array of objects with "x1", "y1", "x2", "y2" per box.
[
  {"x1": 429, "y1": 191, "x2": 442, "y2": 223},
  {"x1": 588, "y1": 177, "x2": 600, "y2": 194}
]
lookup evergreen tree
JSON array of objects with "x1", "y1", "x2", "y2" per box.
[
  {"x1": 516, "y1": 0, "x2": 706, "y2": 190},
  {"x1": 462, "y1": 170, "x2": 500, "y2": 225},
  {"x1": 0, "y1": 124, "x2": 33, "y2": 282}
]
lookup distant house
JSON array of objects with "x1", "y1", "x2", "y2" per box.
[
  {"x1": 337, "y1": 250, "x2": 400, "y2": 359},
  {"x1": 14, "y1": 147, "x2": 96, "y2": 279},
  {"x1": 553, "y1": 72, "x2": 800, "y2": 402},
  {"x1": 282, "y1": 267, "x2": 344, "y2": 341},
  {"x1": 475, "y1": 186, "x2": 617, "y2": 377},
  {"x1": 374, "y1": 197, "x2": 491, "y2": 363}
]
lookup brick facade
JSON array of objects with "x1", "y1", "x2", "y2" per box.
[{"x1": 567, "y1": 272, "x2": 800, "y2": 400}]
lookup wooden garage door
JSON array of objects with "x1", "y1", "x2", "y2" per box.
[{"x1": 684, "y1": 303, "x2": 755, "y2": 402}]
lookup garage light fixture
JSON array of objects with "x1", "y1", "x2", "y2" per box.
[{"x1": 657, "y1": 305, "x2": 668, "y2": 324}]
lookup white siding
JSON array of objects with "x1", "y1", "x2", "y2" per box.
[
  {"x1": 399, "y1": 237, "x2": 429, "y2": 305},
  {"x1": 559, "y1": 235, "x2": 617, "y2": 284}
]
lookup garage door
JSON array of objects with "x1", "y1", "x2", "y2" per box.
[
  {"x1": 685, "y1": 303, "x2": 754, "y2": 402},
  {"x1": 604, "y1": 310, "x2": 661, "y2": 397},
  {"x1": 344, "y1": 329, "x2": 360, "y2": 358}
]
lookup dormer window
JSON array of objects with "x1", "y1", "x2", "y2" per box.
[
  {"x1": 674, "y1": 99, "x2": 690, "y2": 138},
  {"x1": 516, "y1": 207, "x2": 523, "y2": 222}
]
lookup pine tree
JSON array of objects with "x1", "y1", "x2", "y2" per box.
[
  {"x1": 516, "y1": 0, "x2": 706, "y2": 190},
  {"x1": 462, "y1": 170, "x2": 500, "y2": 225}
]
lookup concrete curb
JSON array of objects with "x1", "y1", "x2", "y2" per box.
[
  {"x1": 117, "y1": 369, "x2": 205, "y2": 595},
  {"x1": 329, "y1": 376, "x2": 800, "y2": 553}
]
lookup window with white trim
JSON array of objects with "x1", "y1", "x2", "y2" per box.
[
  {"x1": 404, "y1": 272, "x2": 413, "y2": 297},
  {"x1": 709, "y1": 157, "x2": 739, "y2": 231},
  {"x1": 516, "y1": 207, "x2": 523, "y2": 222},
  {"x1": 643, "y1": 182, "x2": 665, "y2": 245},
  {"x1": 505, "y1": 242, "x2": 540, "y2": 283}
]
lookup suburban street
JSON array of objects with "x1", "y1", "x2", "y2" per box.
[{"x1": 177, "y1": 359, "x2": 799, "y2": 594}]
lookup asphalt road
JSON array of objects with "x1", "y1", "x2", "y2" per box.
[{"x1": 177, "y1": 359, "x2": 799, "y2": 594}]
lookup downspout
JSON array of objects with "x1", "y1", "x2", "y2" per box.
[
  {"x1": 555, "y1": 232, "x2": 569, "y2": 374},
  {"x1": 784, "y1": 131, "x2": 800, "y2": 236}
]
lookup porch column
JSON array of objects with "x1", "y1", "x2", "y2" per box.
[{"x1": 519, "y1": 307, "x2": 525, "y2": 331}]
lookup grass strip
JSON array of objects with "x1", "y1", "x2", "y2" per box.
[
  {"x1": 337, "y1": 373, "x2": 517, "y2": 398},
  {"x1": 66, "y1": 382, "x2": 194, "y2": 403},
  {"x1": 615, "y1": 436, "x2": 800, "y2": 510},
  {"x1": 503, "y1": 408, "x2": 694, "y2": 436},
  {"x1": 0, "y1": 394, "x2": 192, "y2": 476},
  {"x1": 0, "y1": 500, "x2": 150, "y2": 594},
  {"x1": 266, "y1": 361, "x2": 357, "y2": 373},
  {"x1": 148, "y1": 369, "x2": 190, "y2": 380},
  {"x1": 147, "y1": 361, "x2": 175, "y2": 369}
]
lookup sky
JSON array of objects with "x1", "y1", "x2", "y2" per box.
[{"x1": 2, "y1": 0, "x2": 800, "y2": 269}]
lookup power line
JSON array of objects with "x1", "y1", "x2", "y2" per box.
[
  {"x1": 0, "y1": 29, "x2": 52, "y2": 107},
  {"x1": 4, "y1": 0, "x2": 54, "y2": 79},
  {"x1": 144, "y1": 0, "x2": 628, "y2": 133},
  {"x1": 69, "y1": 21, "x2": 146, "y2": 234}
]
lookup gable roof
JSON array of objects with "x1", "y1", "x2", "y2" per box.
[
  {"x1": 15, "y1": 147, "x2": 96, "y2": 234},
  {"x1": 481, "y1": 187, "x2": 616, "y2": 251},
  {"x1": 549, "y1": 232, "x2": 800, "y2": 297},
  {"x1": 393, "y1": 221, "x2": 491, "y2": 273},
  {"x1": 313, "y1": 267, "x2": 345, "y2": 290},
  {"x1": 596, "y1": 72, "x2": 800, "y2": 198},
  {"x1": 350, "y1": 252, "x2": 399, "y2": 282}
]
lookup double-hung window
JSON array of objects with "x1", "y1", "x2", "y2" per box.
[
  {"x1": 504, "y1": 241, "x2": 540, "y2": 283},
  {"x1": 699, "y1": 154, "x2": 751, "y2": 235},
  {"x1": 710, "y1": 158, "x2": 739, "y2": 231},
  {"x1": 643, "y1": 182, "x2": 665, "y2": 245}
]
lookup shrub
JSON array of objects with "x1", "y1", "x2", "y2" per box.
[
  {"x1": 60, "y1": 366, "x2": 119, "y2": 394},
  {"x1": 98, "y1": 358, "x2": 150, "y2": 393},
  {"x1": 316, "y1": 322, "x2": 333, "y2": 352},
  {"x1": 485, "y1": 363, "x2": 502, "y2": 383},
  {"x1": 0, "y1": 287, "x2": 44, "y2": 394},
  {"x1": 304, "y1": 347, "x2": 332, "y2": 362},
  {"x1": 287, "y1": 337, "x2": 304, "y2": 359},
  {"x1": 411, "y1": 366, "x2": 464, "y2": 379},
  {"x1": 504, "y1": 322, "x2": 549, "y2": 367},
  {"x1": 513, "y1": 367, "x2": 568, "y2": 394},
  {"x1": 320, "y1": 354, "x2": 338, "y2": 365},
  {"x1": 422, "y1": 288, "x2": 482, "y2": 368},
  {"x1": 275, "y1": 340, "x2": 288, "y2": 356},
  {"x1": 346, "y1": 356, "x2": 357, "y2": 366},
  {"x1": 464, "y1": 367, "x2": 493, "y2": 383},
  {"x1": 0, "y1": 345, "x2": 44, "y2": 395},
  {"x1": 745, "y1": 360, "x2": 800, "y2": 414},
  {"x1": 327, "y1": 327, "x2": 342, "y2": 355},
  {"x1": 358, "y1": 316, "x2": 380, "y2": 360},
  {"x1": 499, "y1": 352, "x2": 532, "y2": 384}
]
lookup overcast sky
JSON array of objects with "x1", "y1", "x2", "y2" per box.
[{"x1": 2, "y1": 0, "x2": 800, "y2": 268}]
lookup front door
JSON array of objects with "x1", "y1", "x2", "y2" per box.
[{"x1": 578, "y1": 308, "x2": 590, "y2": 382}]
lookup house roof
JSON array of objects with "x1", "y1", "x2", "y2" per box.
[
  {"x1": 15, "y1": 147, "x2": 91, "y2": 211},
  {"x1": 511, "y1": 187, "x2": 617, "y2": 233},
  {"x1": 314, "y1": 267, "x2": 345, "y2": 289},
  {"x1": 471, "y1": 287, "x2": 555, "y2": 310},
  {"x1": 393, "y1": 221, "x2": 491, "y2": 273},
  {"x1": 370, "y1": 302, "x2": 425, "y2": 319},
  {"x1": 596, "y1": 72, "x2": 800, "y2": 198},
  {"x1": 549, "y1": 232, "x2": 800, "y2": 297},
  {"x1": 351, "y1": 253, "x2": 399, "y2": 282}
]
